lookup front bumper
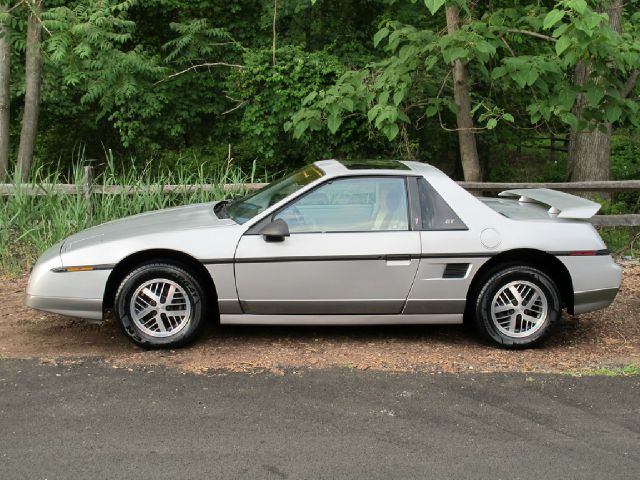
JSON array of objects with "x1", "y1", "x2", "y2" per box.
[
  {"x1": 573, "y1": 287, "x2": 620, "y2": 315},
  {"x1": 24, "y1": 294, "x2": 103, "y2": 320},
  {"x1": 25, "y1": 241, "x2": 110, "y2": 320}
]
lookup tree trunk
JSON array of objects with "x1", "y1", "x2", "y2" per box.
[
  {"x1": 568, "y1": 123, "x2": 612, "y2": 182},
  {"x1": 16, "y1": 0, "x2": 43, "y2": 182},
  {"x1": 445, "y1": 5, "x2": 482, "y2": 182},
  {"x1": 0, "y1": 4, "x2": 10, "y2": 182},
  {"x1": 568, "y1": 0, "x2": 626, "y2": 183},
  {"x1": 272, "y1": 0, "x2": 277, "y2": 65}
]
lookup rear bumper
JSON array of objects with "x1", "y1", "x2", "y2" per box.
[
  {"x1": 573, "y1": 287, "x2": 619, "y2": 315},
  {"x1": 559, "y1": 255, "x2": 622, "y2": 315},
  {"x1": 24, "y1": 294, "x2": 103, "y2": 321}
]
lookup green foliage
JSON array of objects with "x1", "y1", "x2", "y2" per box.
[
  {"x1": 228, "y1": 46, "x2": 382, "y2": 171},
  {"x1": 611, "y1": 131, "x2": 640, "y2": 180},
  {"x1": 0, "y1": 151, "x2": 262, "y2": 274},
  {"x1": 44, "y1": 1, "x2": 168, "y2": 147},
  {"x1": 290, "y1": 22, "x2": 443, "y2": 143},
  {"x1": 0, "y1": 0, "x2": 638, "y2": 190},
  {"x1": 597, "y1": 228, "x2": 637, "y2": 257},
  {"x1": 423, "y1": 0, "x2": 446, "y2": 16},
  {"x1": 485, "y1": 0, "x2": 640, "y2": 131},
  {"x1": 2, "y1": 0, "x2": 394, "y2": 171},
  {"x1": 163, "y1": 18, "x2": 241, "y2": 63},
  {"x1": 515, "y1": 4, "x2": 627, "y2": 129},
  {"x1": 290, "y1": 0, "x2": 640, "y2": 157}
]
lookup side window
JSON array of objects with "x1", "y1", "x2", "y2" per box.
[
  {"x1": 275, "y1": 177, "x2": 409, "y2": 233},
  {"x1": 417, "y1": 178, "x2": 467, "y2": 231}
]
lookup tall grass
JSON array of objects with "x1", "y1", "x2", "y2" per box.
[{"x1": 0, "y1": 152, "x2": 263, "y2": 274}]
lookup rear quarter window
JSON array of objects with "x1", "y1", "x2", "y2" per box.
[{"x1": 417, "y1": 178, "x2": 467, "y2": 231}]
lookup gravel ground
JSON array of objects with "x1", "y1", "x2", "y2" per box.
[{"x1": 1, "y1": 262, "x2": 638, "y2": 374}]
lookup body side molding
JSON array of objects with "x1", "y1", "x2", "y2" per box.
[{"x1": 220, "y1": 313, "x2": 463, "y2": 325}]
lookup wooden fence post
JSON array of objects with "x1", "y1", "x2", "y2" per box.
[{"x1": 83, "y1": 165, "x2": 94, "y2": 219}]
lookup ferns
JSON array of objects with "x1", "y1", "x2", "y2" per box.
[{"x1": 164, "y1": 18, "x2": 243, "y2": 65}]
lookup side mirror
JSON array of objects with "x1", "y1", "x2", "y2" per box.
[{"x1": 258, "y1": 219, "x2": 290, "y2": 242}]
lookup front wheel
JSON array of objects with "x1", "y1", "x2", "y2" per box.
[
  {"x1": 473, "y1": 265, "x2": 561, "y2": 349},
  {"x1": 114, "y1": 261, "x2": 208, "y2": 348}
]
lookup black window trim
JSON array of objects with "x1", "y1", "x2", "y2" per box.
[
  {"x1": 414, "y1": 177, "x2": 469, "y2": 232},
  {"x1": 245, "y1": 174, "x2": 417, "y2": 235},
  {"x1": 406, "y1": 176, "x2": 423, "y2": 231}
]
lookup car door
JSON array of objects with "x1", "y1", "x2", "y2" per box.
[{"x1": 234, "y1": 176, "x2": 422, "y2": 315}]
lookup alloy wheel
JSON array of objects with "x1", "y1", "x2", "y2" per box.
[{"x1": 129, "y1": 278, "x2": 192, "y2": 338}]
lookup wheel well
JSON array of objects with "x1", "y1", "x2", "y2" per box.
[
  {"x1": 466, "y1": 249, "x2": 574, "y2": 314},
  {"x1": 103, "y1": 249, "x2": 218, "y2": 313}
]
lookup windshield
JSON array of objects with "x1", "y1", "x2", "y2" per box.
[{"x1": 225, "y1": 165, "x2": 325, "y2": 224}]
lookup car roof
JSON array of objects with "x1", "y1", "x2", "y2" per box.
[{"x1": 314, "y1": 159, "x2": 436, "y2": 178}]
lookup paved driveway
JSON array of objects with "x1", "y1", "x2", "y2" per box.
[{"x1": 0, "y1": 359, "x2": 638, "y2": 479}]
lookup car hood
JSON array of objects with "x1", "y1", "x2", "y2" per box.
[{"x1": 61, "y1": 201, "x2": 236, "y2": 252}]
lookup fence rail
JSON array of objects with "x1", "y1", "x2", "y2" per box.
[
  {"x1": 1, "y1": 168, "x2": 639, "y2": 227},
  {"x1": 458, "y1": 180, "x2": 640, "y2": 192},
  {"x1": 3, "y1": 180, "x2": 640, "y2": 196}
]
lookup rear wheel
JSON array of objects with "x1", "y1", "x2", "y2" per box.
[
  {"x1": 474, "y1": 265, "x2": 560, "y2": 348},
  {"x1": 114, "y1": 261, "x2": 208, "y2": 348}
]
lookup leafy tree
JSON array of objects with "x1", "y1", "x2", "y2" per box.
[
  {"x1": 490, "y1": 0, "x2": 639, "y2": 181},
  {"x1": 291, "y1": 0, "x2": 640, "y2": 181},
  {"x1": 45, "y1": 1, "x2": 167, "y2": 149},
  {"x1": 1, "y1": 0, "x2": 637, "y2": 183},
  {"x1": 228, "y1": 45, "x2": 385, "y2": 171},
  {"x1": 291, "y1": 0, "x2": 505, "y2": 180}
]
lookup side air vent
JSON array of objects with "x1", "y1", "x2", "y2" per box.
[{"x1": 443, "y1": 263, "x2": 469, "y2": 279}]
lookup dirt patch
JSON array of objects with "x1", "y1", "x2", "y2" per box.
[{"x1": 1, "y1": 263, "x2": 639, "y2": 374}]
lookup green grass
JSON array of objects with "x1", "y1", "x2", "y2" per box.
[
  {"x1": 598, "y1": 227, "x2": 640, "y2": 257},
  {"x1": 572, "y1": 364, "x2": 640, "y2": 377},
  {"x1": 0, "y1": 152, "x2": 262, "y2": 275}
]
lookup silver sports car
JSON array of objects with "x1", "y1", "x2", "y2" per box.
[{"x1": 26, "y1": 159, "x2": 622, "y2": 349}]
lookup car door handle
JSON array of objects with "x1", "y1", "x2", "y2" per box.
[{"x1": 385, "y1": 254, "x2": 413, "y2": 266}]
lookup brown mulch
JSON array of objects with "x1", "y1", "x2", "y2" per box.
[{"x1": 1, "y1": 263, "x2": 639, "y2": 374}]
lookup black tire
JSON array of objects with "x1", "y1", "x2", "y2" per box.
[
  {"x1": 473, "y1": 265, "x2": 560, "y2": 349},
  {"x1": 114, "y1": 261, "x2": 209, "y2": 348}
]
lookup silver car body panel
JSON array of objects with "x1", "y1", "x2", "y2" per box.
[{"x1": 25, "y1": 159, "x2": 622, "y2": 323}]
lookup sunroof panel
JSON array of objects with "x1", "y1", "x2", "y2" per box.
[{"x1": 342, "y1": 159, "x2": 410, "y2": 170}]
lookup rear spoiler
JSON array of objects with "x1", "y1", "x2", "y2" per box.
[{"x1": 498, "y1": 188, "x2": 601, "y2": 219}]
